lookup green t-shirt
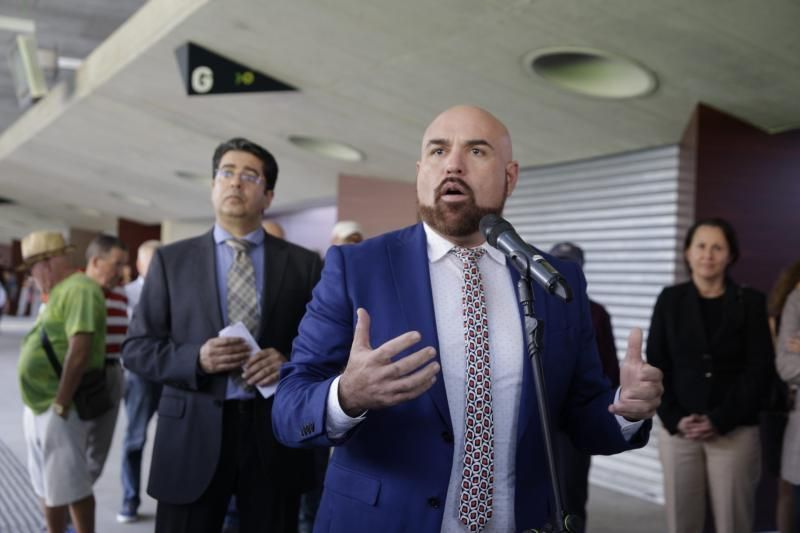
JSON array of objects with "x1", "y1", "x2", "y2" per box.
[{"x1": 18, "y1": 272, "x2": 106, "y2": 414}]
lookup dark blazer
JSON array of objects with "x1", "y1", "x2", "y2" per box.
[
  {"x1": 122, "y1": 229, "x2": 322, "y2": 504},
  {"x1": 647, "y1": 280, "x2": 774, "y2": 435},
  {"x1": 273, "y1": 224, "x2": 649, "y2": 532}
]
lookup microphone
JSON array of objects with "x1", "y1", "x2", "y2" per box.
[{"x1": 479, "y1": 214, "x2": 573, "y2": 302}]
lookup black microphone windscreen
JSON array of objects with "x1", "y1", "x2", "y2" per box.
[{"x1": 479, "y1": 214, "x2": 511, "y2": 246}]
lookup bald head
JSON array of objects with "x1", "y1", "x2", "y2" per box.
[
  {"x1": 421, "y1": 105, "x2": 513, "y2": 163},
  {"x1": 416, "y1": 105, "x2": 519, "y2": 247},
  {"x1": 262, "y1": 220, "x2": 285, "y2": 239},
  {"x1": 136, "y1": 240, "x2": 161, "y2": 279}
]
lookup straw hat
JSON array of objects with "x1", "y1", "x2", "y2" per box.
[{"x1": 17, "y1": 231, "x2": 75, "y2": 271}]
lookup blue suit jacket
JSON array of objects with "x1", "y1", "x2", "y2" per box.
[{"x1": 273, "y1": 224, "x2": 649, "y2": 532}]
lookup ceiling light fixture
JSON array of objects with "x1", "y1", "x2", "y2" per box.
[
  {"x1": 65, "y1": 204, "x2": 100, "y2": 217},
  {"x1": 35, "y1": 49, "x2": 84, "y2": 73},
  {"x1": 0, "y1": 15, "x2": 35, "y2": 33},
  {"x1": 78, "y1": 207, "x2": 101, "y2": 217},
  {"x1": 524, "y1": 47, "x2": 657, "y2": 99},
  {"x1": 110, "y1": 191, "x2": 153, "y2": 207},
  {"x1": 288, "y1": 135, "x2": 365, "y2": 162},
  {"x1": 57, "y1": 56, "x2": 83, "y2": 70},
  {"x1": 174, "y1": 169, "x2": 209, "y2": 184}
]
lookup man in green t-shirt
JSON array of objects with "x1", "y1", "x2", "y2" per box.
[{"x1": 17, "y1": 230, "x2": 106, "y2": 533}]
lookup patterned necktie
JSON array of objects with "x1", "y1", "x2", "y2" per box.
[
  {"x1": 225, "y1": 238, "x2": 259, "y2": 389},
  {"x1": 451, "y1": 246, "x2": 494, "y2": 532}
]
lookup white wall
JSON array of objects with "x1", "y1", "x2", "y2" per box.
[
  {"x1": 268, "y1": 204, "x2": 337, "y2": 258},
  {"x1": 160, "y1": 218, "x2": 211, "y2": 244}
]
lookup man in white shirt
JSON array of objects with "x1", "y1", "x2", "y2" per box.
[
  {"x1": 273, "y1": 105, "x2": 663, "y2": 532},
  {"x1": 123, "y1": 240, "x2": 160, "y2": 317}
]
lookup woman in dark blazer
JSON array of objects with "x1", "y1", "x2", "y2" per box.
[{"x1": 647, "y1": 218, "x2": 774, "y2": 533}]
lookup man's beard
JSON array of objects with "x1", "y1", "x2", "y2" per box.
[{"x1": 417, "y1": 178, "x2": 506, "y2": 238}]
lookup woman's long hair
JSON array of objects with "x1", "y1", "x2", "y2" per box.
[{"x1": 768, "y1": 260, "x2": 800, "y2": 318}]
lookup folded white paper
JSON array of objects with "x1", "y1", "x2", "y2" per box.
[{"x1": 218, "y1": 321, "x2": 277, "y2": 399}]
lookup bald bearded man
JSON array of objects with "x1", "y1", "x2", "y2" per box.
[{"x1": 273, "y1": 106, "x2": 662, "y2": 532}]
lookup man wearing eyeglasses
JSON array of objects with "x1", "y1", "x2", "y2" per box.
[{"x1": 122, "y1": 138, "x2": 323, "y2": 533}]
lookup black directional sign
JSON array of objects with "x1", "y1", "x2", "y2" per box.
[{"x1": 175, "y1": 42, "x2": 297, "y2": 96}]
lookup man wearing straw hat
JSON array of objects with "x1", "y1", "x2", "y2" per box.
[{"x1": 17, "y1": 230, "x2": 106, "y2": 533}]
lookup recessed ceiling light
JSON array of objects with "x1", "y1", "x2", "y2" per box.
[
  {"x1": 78, "y1": 207, "x2": 101, "y2": 217},
  {"x1": 524, "y1": 47, "x2": 657, "y2": 99},
  {"x1": 65, "y1": 204, "x2": 100, "y2": 217},
  {"x1": 57, "y1": 56, "x2": 83, "y2": 70},
  {"x1": 288, "y1": 135, "x2": 365, "y2": 162},
  {"x1": 110, "y1": 192, "x2": 153, "y2": 207}
]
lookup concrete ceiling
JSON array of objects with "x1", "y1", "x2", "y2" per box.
[
  {"x1": 0, "y1": 0, "x2": 146, "y2": 132},
  {"x1": 0, "y1": 0, "x2": 799, "y2": 245}
]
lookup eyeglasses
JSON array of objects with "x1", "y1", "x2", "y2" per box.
[{"x1": 214, "y1": 168, "x2": 265, "y2": 186}]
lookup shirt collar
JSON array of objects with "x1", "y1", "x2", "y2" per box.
[
  {"x1": 213, "y1": 223, "x2": 265, "y2": 247},
  {"x1": 422, "y1": 222, "x2": 506, "y2": 266}
]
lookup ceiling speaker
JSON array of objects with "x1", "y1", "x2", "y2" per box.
[{"x1": 8, "y1": 34, "x2": 48, "y2": 107}]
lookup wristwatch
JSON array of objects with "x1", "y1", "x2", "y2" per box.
[{"x1": 52, "y1": 402, "x2": 69, "y2": 418}]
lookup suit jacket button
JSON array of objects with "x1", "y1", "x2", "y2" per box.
[
  {"x1": 441, "y1": 431, "x2": 453, "y2": 444},
  {"x1": 427, "y1": 497, "x2": 441, "y2": 509}
]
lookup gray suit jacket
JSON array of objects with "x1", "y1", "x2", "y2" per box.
[
  {"x1": 122, "y1": 229, "x2": 322, "y2": 504},
  {"x1": 777, "y1": 287, "x2": 800, "y2": 483}
]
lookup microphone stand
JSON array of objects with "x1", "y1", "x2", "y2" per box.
[{"x1": 517, "y1": 275, "x2": 581, "y2": 533}]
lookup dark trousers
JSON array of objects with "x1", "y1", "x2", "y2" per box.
[
  {"x1": 298, "y1": 448, "x2": 330, "y2": 533},
  {"x1": 155, "y1": 400, "x2": 300, "y2": 533},
  {"x1": 793, "y1": 484, "x2": 800, "y2": 533}
]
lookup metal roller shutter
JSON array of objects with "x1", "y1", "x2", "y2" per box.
[{"x1": 505, "y1": 144, "x2": 694, "y2": 503}]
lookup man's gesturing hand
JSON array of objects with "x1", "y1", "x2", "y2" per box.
[
  {"x1": 608, "y1": 328, "x2": 664, "y2": 421},
  {"x1": 338, "y1": 308, "x2": 440, "y2": 417},
  {"x1": 199, "y1": 337, "x2": 251, "y2": 374}
]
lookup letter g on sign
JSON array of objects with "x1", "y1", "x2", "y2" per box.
[{"x1": 191, "y1": 65, "x2": 214, "y2": 93}]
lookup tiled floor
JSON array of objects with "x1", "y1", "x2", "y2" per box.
[{"x1": 0, "y1": 316, "x2": 157, "y2": 533}]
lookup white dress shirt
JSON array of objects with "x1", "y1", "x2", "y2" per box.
[
  {"x1": 325, "y1": 223, "x2": 641, "y2": 531},
  {"x1": 124, "y1": 276, "x2": 144, "y2": 319}
]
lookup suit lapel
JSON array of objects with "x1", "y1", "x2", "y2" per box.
[
  {"x1": 260, "y1": 233, "x2": 288, "y2": 339},
  {"x1": 201, "y1": 230, "x2": 225, "y2": 333},
  {"x1": 387, "y1": 224, "x2": 451, "y2": 429},
  {"x1": 509, "y1": 266, "x2": 545, "y2": 444}
]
